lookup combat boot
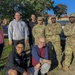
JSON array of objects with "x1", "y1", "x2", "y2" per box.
[{"x1": 62, "y1": 67, "x2": 69, "y2": 71}]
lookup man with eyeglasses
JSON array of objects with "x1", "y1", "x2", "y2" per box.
[
  {"x1": 29, "y1": 37, "x2": 51, "y2": 75},
  {"x1": 32, "y1": 16, "x2": 45, "y2": 45}
]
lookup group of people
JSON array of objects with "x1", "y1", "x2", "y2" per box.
[
  {"x1": 30, "y1": 14, "x2": 75, "y2": 72},
  {"x1": 3, "y1": 12, "x2": 51, "y2": 75},
  {"x1": 0, "y1": 11, "x2": 75, "y2": 75}
]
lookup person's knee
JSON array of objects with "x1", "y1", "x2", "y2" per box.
[
  {"x1": 8, "y1": 69, "x2": 17, "y2": 75},
  {"x1": 34, "y1": 63, "x2": 41, "y2": 70},
  {"x1": 12, "y1": 70, "x2": 17, "y2": 75},
  {"x1": 41, "y1": 63, "x2": 51, "y2": 74}
]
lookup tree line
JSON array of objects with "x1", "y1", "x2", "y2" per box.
[{"x1": 0, "y1": 0, "x2": 67, "y2": 22}]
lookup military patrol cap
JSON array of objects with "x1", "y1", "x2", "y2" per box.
[
  {"x1": 69, "y1": 14, "x2": 75, "y2": 18},
  {"x1": 51, "y1": 15, "x2": 56, "y2": 19},
  {"x1": 37, "y1": 17, "x2": 43, "y2": 20}
]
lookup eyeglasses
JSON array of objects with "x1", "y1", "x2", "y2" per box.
[
  {"x1": 39, "y1": 41, "x2": 45, "y2": 44},
  {"x1": 15, "y1": 15, "x2": 20, "y2": 16},
  {"x1": 17, "y1": 46, "x2": 24, "y2": 49}
]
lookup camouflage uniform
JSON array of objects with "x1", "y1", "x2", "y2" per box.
[
  {"x1": 45, "y1": 22, "x2": 62, "y2": 68},
  {"x1": 63, "y1": 22, "x2": 75, "y2": 70},
  {"x1": 32, "y1": 24, "x2": 45, "y2": 44}
]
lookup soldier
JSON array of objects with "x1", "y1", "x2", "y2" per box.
[
  {"x1": 45, "y1": 16, "x2": 62, "y2": 69},
  {"x1": 32, "y1": 17, "x2": 45, "y2": 45},
  {"x1": 63, "y1": 14, "x2": 75, "y2": 71}
]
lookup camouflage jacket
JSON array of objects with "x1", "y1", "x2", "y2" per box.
[
  {"x1": 45, "y1": 23, "x2": 62, "y2": 42},
  {"x1": 63, "y1": 22, "x2": 75, "y2": 43},
  {"x1": 63, "y1": 22, "x2": 75, "y2": 36},
  {"x1": 32, "y1": 24, "x2": 45, "y2": 39}
]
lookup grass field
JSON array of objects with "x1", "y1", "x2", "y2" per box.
[
  {"x1": 0, "y1": 38, "x2": 75, "y2": 75},
  {"x1": 0, "y1": 38, "x2": 12, "y2": 75}
]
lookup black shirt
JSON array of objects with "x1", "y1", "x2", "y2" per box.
[
  {"x1": 4, "y1": 51, "x2": 27, "y2": 73},
  {"x1": 29, "y1": 21, "x2": 37, "y2": 45},
  {"x1": 29, "y1": 21, "x2": 37, "y2": 29}
]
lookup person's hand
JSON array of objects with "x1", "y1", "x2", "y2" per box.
[
  {"x1": 23, "y1": 71, "x2": 27, "y2": 75},
  {"x1": 43, "y1": 59, "x2": 52, "y2": 64},
  {"x1": 34, "y1": 63, "x2": 41, "y2": 70},
  {"x1": 24, "y1": 40, "x2": 27, "y2": 44},
  {"x1": 9, "y1": 41, "x2": 12, "y2": 45},
  {"x1": 43, "y1": 59, "x2": 48, "y2": 63},
  {"x1": 47, "y1": 60, "x2": 52, "y2": 64}
]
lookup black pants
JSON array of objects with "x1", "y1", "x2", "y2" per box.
[
  {"x1": 12, "y1": 39, "x2": 24, "y2": 51},
  {"x1": 29, "y1": 33, "x2": 34, "y2": 47},
  {"x1": 0, "y1": 43, "x2": 4, "y2": 58}
]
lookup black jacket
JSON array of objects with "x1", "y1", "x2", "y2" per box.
[{"x1": 4, "y1": 51, "x2": 27, "y2": 73}]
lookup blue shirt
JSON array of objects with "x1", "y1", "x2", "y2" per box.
[{"x1": 31, "y1": 45, "x2": 48, "y2": 62}]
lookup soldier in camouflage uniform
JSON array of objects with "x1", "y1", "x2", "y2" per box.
[
  {"x1": 32, "y1": 17, "x2": 45, "y2": 45},
  {"x1": 45, "y1": 16, "x2": 62, "y2": 68},
  {"x1": 63, "y1": 15, "x2": 75, "y2": 71}
]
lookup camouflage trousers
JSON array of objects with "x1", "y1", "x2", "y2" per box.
[
  {"x1": 47, "y1": 41, "x2": 62, "y2": 63},
  {"x1": 52, "y1": 41, "x2": 62, "y2": 63},
  {"x1": 63, "y1": 42, "x2": 75, "y2": 68}
]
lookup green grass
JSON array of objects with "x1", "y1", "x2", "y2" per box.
[{"x1": 0, "y1": 38, "x2": 12, "y2": 74}]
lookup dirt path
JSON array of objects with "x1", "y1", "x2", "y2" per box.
[{"x1": 49, "y1": 63, "x2": 75, "y2": 75}]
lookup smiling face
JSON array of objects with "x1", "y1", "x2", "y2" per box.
[
  {"x1": 37, "y1": 20, "x2": 43, "y2": 25},
  {"x1": 31, "y1": 14, "x2": 36, "y2": 21},
  {"x1": 51, "y1": 18, "x2": 56, "y2": 23},
  {"x1": 15, "y1": 43, "x2": 24, "y2": 55},
  {"x1": 14, "y1": 12, "x2": 21, "y2": 21},
  {"x1": 38, "y1": 37, "x2": 45, "y2": 48},
  {"x1": 69, "y1": 17, "x2": 75, "y2": 23}
]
